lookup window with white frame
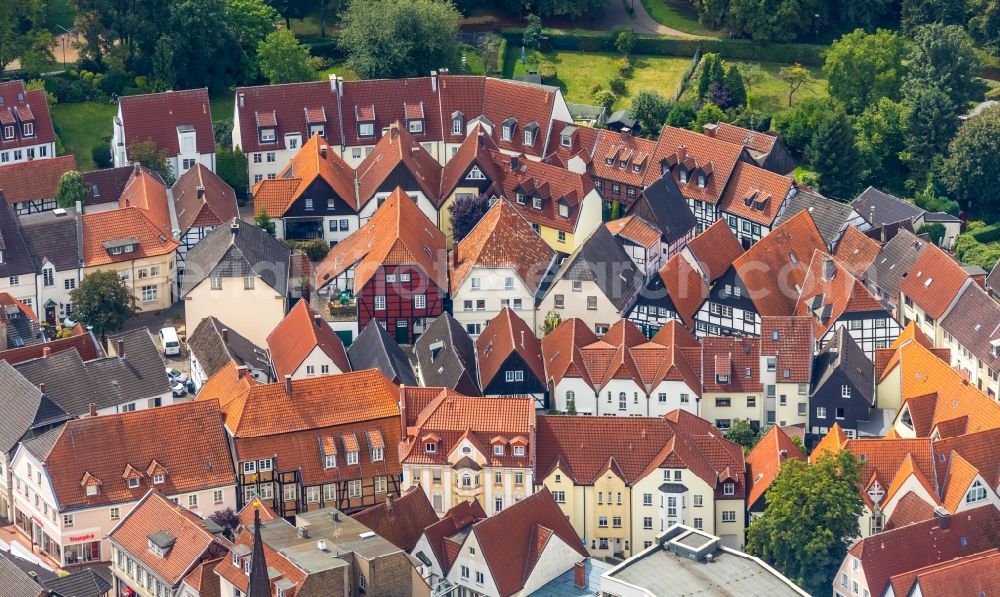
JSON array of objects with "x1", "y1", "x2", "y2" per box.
[
  {"x1": 513, "y1": 445, "x2": 525, "y2": 456},
  {"x1": 414, "y1": 294, "x2": 426, "y2": 309},
  {"x1": 966, "y1": 479, "x2": 988, "y2": 503},
  {"x1": 374, "y1": 295, "x2": 386, "y2": 310},
  {"x1": 375, "y1": 476, "x2": 387, "y2": 493},
  {"x1": 723, "y1": 482, "x2": 734, "y2": 496},
  {"x1": 346, "y1": 451, "x2": 359, "y2": 466},
  {"x1": 349, "y1": 480, "x2": 362, "y2": 497}
]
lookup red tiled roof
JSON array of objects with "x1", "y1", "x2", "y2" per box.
[
  {"x1": 450, "y1": 197, "x2": 555, "y2": 295},
  {"x1": 266, "y1": 299, "x2": 350, "y2": 379},
  {"x1": 356, "y1": 123, "x2": 442, "y2": 207},
  {"x1": 708, "y1": 122, "x2": 777, "y2": 156},
  {"x1": 236, "y1": 497, "x2": 280, "y2": 527},
  {"x1": 109, "y1": 490, "x2": 227, "y2": 585},
  {"x1": 476, "y1": 308, "x2": 545, "y2": 389},
  {"x1": 659, "y1": 253, "x2": 709, "y2": 326},
  {"x1": 590, "y1": 129, "x2": 658, "y2": 188},
  {"x1": 887, "y1": 549, "x2": 1000, "y2": 597},
  {"x1": 216, "y1": 521, "x2": 307, "y2": 595},
  {"x1": 541, "y1": 318, "x2": 599, "y2": 387},
  {"x1": 341, "y1": 77, "x2": 443, "y2": 147},
  {"x1": 81, "y1": 206, "x2": 179, "y2": 266},
  {"x1": 253, "y1": 133, "x2": 357, "y2": 217},
  {"x1": 172, "y1": 163, "x2": 239, "y2": 232},
  {"x1": 795, "y1": 251, "x2": 886, "y2": 336},
  {"x1": 542, "y1": 121, "x2": 600, "y2": 167},
  {"x1": 471, "y1": 489, "x2": 586, "y2": 597},
  {"x1": 818, "y1": 437, "x2": 935, "y2": 511},
  {"x1": 482, "y1": 78, "x2": 557, "y2": 156},
  {"x1": 759, "y1": 316, "x2": 813, "y2": 383},
  {"x1": 884, "y1": 491, "x2": 937, "y2": 530},
  {"x1": 644, "y1": 126, "x2": 747, "y2": 204},
  {"x1": 119, "y1": 164, "x2": 172, "y2": 236},
  {"x1": 933, "y1": 428, "x2": 1000, "y2": 495},
  {"x1": 235, "y1": 80, "x2": 342, "y2": 154},
  {"x1": 745, "y1": 425, "x2": 805, "y2": 508},
  {"x1": 718, "y1": 161, "x2": 793, "y2": 226},
  {"x1": 701, "y1": 336, "x2": 762, "y2": 393},
  {"x1": 899, "y1": 243, "x2": 970, "y2": 319},
  {"x1": 733, "y1": 210, "x2": 827, "y2": 317},
  {"x1": 316, "y1": 187, "x2": 447, "y2": 292},
  {"x1": 489, "y1": 150, "x2": 596, "y2": 233},
  {"x1": 0, "y1": 326, "x2": 102, "y2": 365},
  {"x1": 420, "y1": 499, "x2": 488, "y2": 574},
  {"x1": 0, "y1": 81, "x2": 57, "y2": 150},
  {"x1": 39, "y1": 401, "x2": 235, "y2": 511},
  {"x1": 400, "y1": 391, "x2": 535, "y2": 467},
  {"x1": 833, "y1": 225, "x2": 881, "y2": 278},
  {"x1": 401, "y1": 386, "x2": 446, "y2": 427},
  {"x1": 351, "y1": 487, "x2": 439, "y2": 552},
  {"x1": 120, "y1": 88, "x2": 214, "y2": 155},
  {"x1": 0, "y1": 155, "x2": 76, "y2": 204},
  {"x1": 605, "y1": 215, "x2": 661, "y2": 250},
  {"x1": 684, "y1": 219, "x2": 744, "y2": 283},
  {"x1": 440, "y1": 124, "x2": 502, "y2": 199}
]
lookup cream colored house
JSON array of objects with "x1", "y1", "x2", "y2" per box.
[
  {"x1": 699, "y1": 336, "x2": 765, "y2": 431},
  {"x1": 181, "y1": 219, "x2": 290, "y2": 347}
]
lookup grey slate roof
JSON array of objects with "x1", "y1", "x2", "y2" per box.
[
  {"x1": 606, "y1": 109, "x2": 636, "y2": 128},
  {"x1": 922, "y1": 211, "x2": 961, "y2": 223},
  {"x1": 0, "y1": 197, "x2": 36, "y2": 279},
  {"x1": 0, "y1": 550, "x2": 56, "y2": 585},
  {"x1": 552, "y1": 225, "x2": 644, "y2": 312},
  {"x1": 987, "y1": 259, "x2": 1000, "y2": 297},
  {"x1": 864, "y1": 229, "x2": 926, "y2": 306},
  {"x1": 413, "y1": 313, "x2": 480, "y2": 395},
  {"x1": 20, "y1": 207, "x2": 83, "y2": 272},
  {"x1": 181, "y1": 218, "x2": 290, "y2": 296},
  {"x1": 0, "y1": 552, "x2": 44, "y2": 597},
  {"x1": 812, "y1": 328, "x2": 873, "y2": 406},
  {"x1": 347, "y1": 320, "x2": 417, "y2": 386},
  {"x1": 0, "y1": 299, "x2": 41, "y2": 347},
  {"x1": 775, "y1": 190, "x2": 854, "y2": 247},
  {"x1": 0, "y1": 360, "x2": 70, "y2": 454},
  {"x1": 940, "y1": 284, "x2": 1000, "y2": 371},
  {"x1": 14, "y1": 327, "x2": 169, "y2": 416},
  {"x1": 187, "y1": 316, "x2": 271, "y2": 379},
  {"x1": 634, "y1": 174, "x2": 697, "y2": 244},
  {"x1": 851, "y1": 186, "x2": 925, "y2": 227},
  {"x1": 44, "y1": 567, "x2": 113, "y2": 597},
  {"x1": 83, "y1": 165, "x2": 134, "y2": 205},
  {"x1": 21, "y1": 426, "x2": 61, "y2": 461}
]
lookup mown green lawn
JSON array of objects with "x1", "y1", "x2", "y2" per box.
[
  {"x1": 638, "y1": 0, "x2": 719, "y2": 37},
  {"x1": 505, "y1": 50, "x2": 692, "y2": 110},
  {"x1": 50, "y1": 102, "x2": 116, "y2": 171},
  {"x1": 740, "y1": 62, "x2": 828, "y2": 114},
  {"x1": 317, "y1": 61, "x2": 359, "y2": 81},
  {"x1": 210, "y1": 92, "x2": 235, "y2": 125}
]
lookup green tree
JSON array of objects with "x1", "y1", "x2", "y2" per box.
[
  {"x1": 267, "y1": 0, "x2": 310, "y2": 30},
  {"x1": 541, "y1": 310, "x2": 562, "y2": 335},
  {"x1": 225, "y1": 0, "x2": 278, "y2": 55},
  {"x1": 666, "y1": 99, "x2": 697, "y2": 128},
  {"x1": 696, "y1": 54, "x2": 725, "y2": 99},
  {"x1": 900, "y1": 0, "x2": 965, "y2": 32},
  {"x1": 693, "y1": 0, "x2": 729, "y2": 28},
  {"x1": 523, "y1": 14, "x2": 543, "y2": 49},
  {"x1": 128, "y1": 139, "x2": 175, "y2": 185},
  {"x1": 0, "y1": 0, "x2": 52, "y2": 74},
  {"x1": 938, "y1": 105, "x2": 1000, "y2": 213},
  {"x1": 778, "y1": 63, "x2": 812, "y2": 107},
  {"x1": 724, "y1": 64, "x2": 747, "y2": 108},
  {"x1": 69, "y1": 270, "x2": 140, "y2": 345},
  {"x1": 837, "y1": 0, "x2": 892, "y2": 31},
  {"x1": 916, "y1": 223, "x2": 946, "y2": 245},
  {"x1": 855, "y1": 98, "x2": 909, "y2": 192},
  {"x1": 609, "y1": 200, "x2": 621, "y2": 220},
  {"x1": 70, "y1": 0, "x2": 170, "y2": 72},
  {"x1": 967, "y1": 0, "x2": 1000, "y2": 52},
  {"x1": 339, "y1": 0, "x2": 460, "y2": 79},
  {"x1": 593, "y1": 89, "x2": 616, "y2": 111},
  {"x1": 150, "y1": 35, "x2": 177, "y2": 90},
  {"x1": 773, "y1": 97, "x2": 839, "y2": 156},
  {"x1": 806, "y1": 107, "x2": 861, "y2": 199},
  {"x1": 904, "y1": 24, "x2": 985, "y2": 111},
  {"x1": 727, "y1": 0, "x2": 823, "y2": 42},
  {"x1": 257, "y1": 29, "x2": 315, "y2": 84},
  {"x1": 167, "y1": 0, "x2": 243, "y2": 90},
  {"x1": 692, "y1": 102, "x2": 726, "y2": 132},
  {"x1": 255, "y1": 208, "x2": 276, "y2": 236},
  {"x1": 615, "y1": 28, "x2": 636, "y2": 56},
  {"x1": 903, "y1": 84, "x2": 958, "y2": 180},
  {"x1": 55, "y1": 171, "x2": 86, "y2": 210},
  {"x1": 912, "y1": 179, "x2": 960, "y2": 215},
  {"x1": 217, "y1": 147, "x2": 250, "y2": 203},
  {"x1": 824, "y1": 29, "x2": 909, "y2": 114},
  {"x1": 746, "y1": 450, "x2": 863, "y2": 596},
  {"x1": 630, "y1": 90, "x2": 670, "y2": 136},
  {"x1": 724, "y1": 418, "x2": 758, "y2": 453}
]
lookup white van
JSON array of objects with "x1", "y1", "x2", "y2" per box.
[{"x1": 159, "y1": 327, "x2": 181, "y2": 356}]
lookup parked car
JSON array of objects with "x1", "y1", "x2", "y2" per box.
[
  {"x1": 166, "y1": 367, "x2": 188, "y2": 383},
  {"x1": 170, "y1": 380, "x2": 186, "y2": 398},
  {"x1": 159, "y1": 327, "x2": 181, "y2": 356}
]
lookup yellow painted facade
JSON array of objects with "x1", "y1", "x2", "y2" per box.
[{"x1": 83, "y1": 252, "x2": 177, "y2": 313}]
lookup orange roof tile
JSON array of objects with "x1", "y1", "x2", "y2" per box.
[
  {"x1": 489, "y1": 150, "x2": 596, "y2": 233},
  {"x1": 701, "y1": 336, "x2": 762, "y2": 393},
  {"x1": 887, "y1": 549, "x2": 1000, "y2": 597},
  {"x1": 450, "y1": 197, "x2": 555, "y2": 295},
  {"x1": 717, "y1": 161, "x2": 793, "y2": 226},
  {"x1": 899, "y1": 243, "x2": 970, "y2": 319},
  {"x1": 590, "y1": 129, "x2": 659, "y2": 188},
  {"x1": 733, "y1": 210, "x2": 827, "y2": 317},
  {"x1": 644, "y1": 126, "x2": 747, "y2": 204},
  {"x1": 119, "y1": 164, "x2": 172, "y2": 236},
  {"x1": 684, "y1": 219, "x2": 745, "y2": 283},
  {"x1": 82, "y1": 207, "x2": 179, "y2": 267},
  {"x1": 440, "y1": 124, "x2": 501, "y2": 198},
  {"x1": 884, "y1": 491, "x2": 937, "y2": 530},
  {"x1": 659, "y1": 253, "x2": 709, "y2": 326},
  {"x1": 316, "y1": 187, "x2": 447, "y2": 292},
  {"x1": 541, "y1": 318, "x2": 598, "y2": 387},
  {"x1": 709, "y1": 122, "x2": 778, "y2": 156},
  {"x1": 266, "y1": 300, "x2": 350, "y2": 379},
  {"x1": 476, "y1": 308, "x2": 545, "y2": 389},
  {"x1": 759, "y1": 316, "x2": 813, "y2": 383},
  {"x1": 833, "y1": 225, "x2": 881, "y2": 278},
  {"x1": 252, "y1": 133, "x2": 357, "y2": 217},
  {"x1": 0, "y1": 155, "x2": 76, "y2": 204},
  {"x1": 940, "y1": 451, "x2": 981, "y2": 512},
  {"x1": 216, "y1": 521, "x2": 307, "y2": 595},
  {"x1": 882, "y1": 452, "x2": 940, "y2": 508},
  {"x1": 172, "y1": 163, "x2": 239, "y2": 232},
  {"x1": 746, "y1": 426, "x2": 805, "y2": 508},
  {"x1": 356, "y1": 123, "x2": 442, "y2": 207},
  {"x1": 605, "y1": 215, "x2": 662, "y2": 250},
  {"x1": 795, "y1": 251, "x2": 886, "y2": 337},
  {"x1": 250, "y1": 178, "x2": 300, "y2": 219}
]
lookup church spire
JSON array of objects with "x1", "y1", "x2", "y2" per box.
[{"x1": 247, "y1": 505, "x2": 270, "y2": 597}]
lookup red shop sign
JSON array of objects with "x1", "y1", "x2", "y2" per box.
[{"x1": 68, "y1": 533, "x2": 95, "y2": 542}]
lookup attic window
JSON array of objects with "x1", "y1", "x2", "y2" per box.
[
  {"x1": 561, "y1": 134, "x2": 572, "y2": 147},
  {"x1": 633, "y1": 164, "x2": 642, "y2": 173},
  {"x1": 425, "y1": 442, "x2": 437, "y2": 453},
  {"x1": 716, "y1": 374, "x2": 729, "y2": 384},
  {"x1": 966, "y1": 479, "x2": 987, "y2": 503},
  {"x1": 259, "y1": 128, "x2": 276, "y2": 143},
  {"x1": 605, "y1": 157, "x2": 614, "y2": 166},
  {"x1": 679, "y1": 171, "x2": 688, "y2": 184},
  {"x1": 86, "y1": 485, "x2": 98, "y2": 496},
  {"x1": 620, "y1": 159, "x2": 628, "y2": 169},
  {"x1": 924, "y1": 278, "x2": 933, "y2": 287},
  {"x1": 558, "y1": 203, "x2": 569, "y2": 218},
  {"x1": 359, "y1": 123, "x2": 374, "y2": 137},
  {"x1": 697, "y1": 175, "x2": 706, "y2": 188},
  {"x1": 409, "y1": 120, "x2": 424, "y2": 134},
  {"x1": 533, "y1": 197, "x2": 543, "y2": 210},
  {"x1": 524, "y1": 129, "x2": 534, "y2": 145},
  {"x1": 771, "y1": 331, "x2": 779, "y2": 341},
  {"x1": 452, "y1": 117, "x2": 463, "y2": 135},
  {"x1": 502, "y1": 125, "x2": 513, "y2": 142}
]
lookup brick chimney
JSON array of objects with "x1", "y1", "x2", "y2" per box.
[
  {"x1": 574, "y1": 561, "x2": 586, "y2": 589},
  {"x1": 42, "y1": 346, "x2": 51, "y2": 358},
  {"x1": 314, "y1": 314, "x2": 323, "y2": 328},
  {"x1": 88, "y1": 402, "x2": 97, "y2": 417},
  {"x1": 703, "y1": 123, "x2": 718, "y2": 137},
  {"x1": 196, "y1": 185, "x2": 205, "y2": 199},
  {"x1": 116, "y1": 339, "x2": 125, "y2": 359},
  {"x1": 284, "y1": 374, "x2": 293, "y2": 396},
  {"x1": 38, "y1": 382, "x2": 45, "y2": 394},
  {"x1": 221, "y1": 328, "x2": 229, "y2": 344}
]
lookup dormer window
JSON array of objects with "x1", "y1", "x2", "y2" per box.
[
  {"x1": 346, "y1": 450, "x2": 359, "y2": 466},
  {"x1": 605, "y1": 157, "x2": 614, "y2": 165},
  {"x1": 620, "y1": 159, "x2": 628, "y2": 169},
  {"x1": 516, "y1": 192, "x2": 526, "y2": 205},
  {"x1": 717, "y1": 374, "x2": 729, "y2": 384},
  {"x1": 561, "y1": 134, "x2": 572, "y2": 147},
  {"x1": 128, "y1": 478, "x2": 140, "y2": 489},
  {"x1": 409, "y1": 120, "x2": 424, "y2": 134},
  {"x1": 524, "y1": 129, "x2": 534, "y2": 145},
  {"x1": 532, "y1": 196, "x2": 543, "y2": 210},
  {"x1": 679, "y1": 170, "x2": 688, "y2": 184},
  {"x1": 309, "y1": 124, "x2": 325, "y2": 137},
  {"x1": 153, "y1": 474, "x2": 164, "y2": 484},
  {"x1": 324, "y1": 454, "x2": 336, "y2": 469},
  {"x1": 723, "y1": 482, "x2": 735, "y2": 496},
  {"x1": 359, "y1": 122, "x2": 374, "y2": 137},
  {"x1": 3, "y1": 126, "x2": 13, "y2": 140},
  {"x1": 147, "y1": 532, "x2": 175, "y2": 558},
  {"x1": 558, "y1": 202, "x2": 569, "y2": 218},
  {"x1": 22, "y1": 122, "x2": 33, "y2": 137},
  {"x1": 371, "y1": 447, "x2": 384, "y2": 462},
  {"x1": 86, "y1": 485, "x2": 98, "y2": 496},
  {"x1": 259, "y1": 128, "x2": 276, "y2": 143},
  {"x1": 966, "y1": 479, "x2": 987, "y2": 503},
  {"x1": 633, "y1": 164, "x2": 642, "y2": 173},
  {"x1": 452, "y1": 117, "x2": 463, "y2": 135},
  {"x1": 697, "y1": 175, "x2": 706, "y2": 188},
  {"x1": 493, "y1": 445, "x2": 504, "y2": 456},
  {"x1": 425, "y1": 442, "x2": 437, "y2": 453},
  {"x1": 513, "y1": 445, "x2": 525, "y2": 456},
  {"x1": 502, "y1": 118, "x2": 516, "y2": 142}
]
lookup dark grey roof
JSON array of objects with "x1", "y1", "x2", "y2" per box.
[
  {"x1": 21, "y1": 426, "x2": 61, "y2": 460},
  {"x1": 851, "y1": 186, "x2": 925, "y2": 227},
  {"x1": 0, "y1": 360, "x2": 69, "y2": 454},
  {"x1": 552, "y1": 226, "x2": 643, "y2": 312},
  {"x1": 44, "y1": 567, "x2": 113, "y2": 597},
  {"x1": 19, "y1": 208, "x2": 82, "y2": 272},
  {"x1": 0, "y1": 199, "x2": 36, "y2": 278},
  {"x1": 147, "y1": 530, "x2": 176, "y2": 549},
  {"x1": 82, "y1": 166, "x2": 133, "y2": 205},
  {"x1": 922, "y1": 211, "x2": 961, "y2": 223},
  {"x1": 864, "y1": 229, "x2": 926, "y2": 304},
  {"x1": 187, "y1": 316, "x2": 271, "y2": 379},
  {"x1": 181, "y1": 218, "x2": 290, "y2": 296},
  {"x1": 413, "y1": 313, "x2": 479, "y2": 394},
  {"x1": 963, "y1": 264, "x2": 987, "y2": 276},
  {"x1": 347, "y1": 320, "x2": 417, "y2": 386},
  {"x1": 634, "y1": 174, "x2": 697, "y2": 244},
  {"x1": 775, "y1": 190, "x2": 853, "y2": 247},
  {"x1": 14, "y1": 327, "x2": 169, "y2": 416},
  {"x1": 940, "y1": 284, "x2": 1000, "y2": 371},
  {"x1": 987, "y1": 259, "x2": 1000, "y2": 296},
  {"x1": 1, "y1": 301, "x2": 41, "y2": 348},
  {"x1": 812, "y1": 328, "x2": 873, "y2": 406},
  {"x1": 606, "y1": 110, "x2": 636, "y2": 128},
  {"x1": 0, "y1": 552, "x2": 44, "y2": 597},
  {"x1": 0, "y1": 550, "x2": 56, "y2": 585}
]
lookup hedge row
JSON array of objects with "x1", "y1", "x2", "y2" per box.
[
  {"x1": 502, "y1": 28, "x2": 826, "y2": 66},
  {"x1": 969, "y1": 223, "x2": 1000, "y2": 243}
]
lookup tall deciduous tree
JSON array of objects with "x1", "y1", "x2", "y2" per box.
[
  {"x1": 938, "y1": 105, "x2": 1000, "y2": 214},
  {"x1": 448, "y1": 193, "x2": 490, "y2": 243},
  {"x1": 692, "y1": 102, "x2": 726, "y2": 132},
  {"x1": 773, "y1": 97, "x2": 839, "y2": 156},
  {"x1": 128, "y1": 139, "x2": 175, "y2": 186},
  {"x1": 746, "y1": 450, "x2": 863, "y2": 596},
  {"x1": 217, "y1": 147, "x2": 250, "y2": 203},
  {"x1": 904, "y1": 24, "x2": 985, "y2": 111},
  {"x1": 70, "y1": 0, "x2": 171, "y2": 73},
  {"x1": 339, "y1": 0, "x2": 460, "y2": 80},
  {"x1": 257, "y1": 29, "x2": 315, "y2": 84},
  {"x1": 69, "y1": 270, "x2": 140, "y2": 344},
  {"x1": 724, "y1": 418, "x2": 759, "y2": 454},
  {"x1": 225, "y1": 0, "x2": 278, "y2": 55},
  {"x1": 255, "y1": 208, "x2": 276, "y2": 236},
  {"x1": 778, "y1": 63, "x2": 812, "y2": 107},
  {"x1": 0, "y1": 0, "x2": 52, "y2": 74},
  {"x1": 806, "y1": 107, "x2": 861, "y2": 199},
  {"x1": 727, "y1": 0, "x2": 823, "y2": 42},
  {"x1": 629, "y1": 90, "x2": 670, "y2": 137},
  {"x1": 167, "y1": 0, "x2": 243, "y2": 90},
  {"x1": 824, "y1": 29, "x2": 908, "y2": 114},
  {"x1": 855, "y1": 98, "x2": 909, "y2": 193},
  {"x1": 56, "y1": 171, "x2": 87, "y2": 209},
  {"x1": 523, "y1": 14, "x2": 542, "y2": 49},
  {"x1": 900, "y1": 0, "x2": 965, "y2": 32}
]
